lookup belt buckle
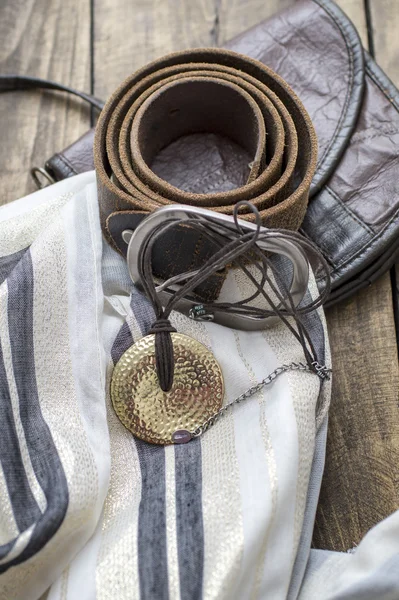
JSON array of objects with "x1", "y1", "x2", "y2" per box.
[{"x1": 125, "y1": 205, "x2": 310, "y2": 331}]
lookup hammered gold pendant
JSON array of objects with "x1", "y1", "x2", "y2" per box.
[{"x1": 110, "y1": 333, "x2": 224, "y2": 445}]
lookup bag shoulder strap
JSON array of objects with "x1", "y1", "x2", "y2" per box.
[{"x1": 0, "y1": 74, "x2": 105, "y2": 110}]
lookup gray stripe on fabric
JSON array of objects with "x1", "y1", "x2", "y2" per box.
[
  {"x1": 130, "y1": 283, "x2": 205, "y2": 600},
  {"x1": 130, "y1": 285, "x2": 155, "y2": 333},
  {"x1": 270, "y1": 254, "x2": 328, "y2": 598},
  {"x1": 136, "y1": 440, "x2": 169, "y2": 600},
  {"x1": 110, "y1": 286, "x2": 170, "y2": 600},
  {"x1": 175, "y1": 438, "x2": 204, "y2": 600},
  {"x1": 0, "y1": 250, "x2": 69, "y2": 572},
  {"x1": 110, "y1": 321, "x2": 134, "y2": 365},
  {"x1": 0, "y1": 248, "x2": 28, "y2": 286},
  {"x1": 0, "y1": 335, "x2": 41, "y2": 532},
  {"x1": 298, "y1": 292, "x2": 326, "y2": 364},
  {"x1": 283, "y1": 269, "x2": 328, "y2": 599},
  {"x1": 272, "y1": 254, "x2": 326, "y2": 364},
  {"x1": 131, "y1": 289, "x2": 170, "y2": 600},
  {"x1": 114, "y1": 283, "x2": 206, "y2": 599}
]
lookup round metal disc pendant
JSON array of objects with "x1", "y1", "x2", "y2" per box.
[{"x1": 110, "y1": 333, "x2": 224, "y2": 445}]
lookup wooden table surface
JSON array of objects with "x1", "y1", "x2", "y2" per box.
[{"x1": 0, "y1": 0, "x2": 398, "y2": 554}]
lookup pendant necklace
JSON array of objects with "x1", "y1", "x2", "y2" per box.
[{"x1": 110, "y1": 202, "x2": 331, "y2": 445}]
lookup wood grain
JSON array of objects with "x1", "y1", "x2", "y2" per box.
[
  {"x1": 369, "y1": 0, "x2": 399, "y2": 81},
  {"x1": 0, "y1": 0, "x2": 91, "y2": 206},
  {"x1": 314, "y1": 274, "x2": 399, "y2": 550},
  {"x1": 362, "y1": 0, "x2": 399, "y2": 347},
  {"x1": 312, "y1": 0, "x2": 399, "y2": 551},
  {"x1": 368, "y1": 0, "x2": 399, "y2": 348},
  {"x1": 93, "y1": 0, "x2": 219, "y2": 99}
]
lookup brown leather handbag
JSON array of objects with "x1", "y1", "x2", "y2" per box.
[{"x1": 1, "y1": 0, "x2": 399, "y2": 307}]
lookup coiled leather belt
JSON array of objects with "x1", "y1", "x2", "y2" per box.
[{"x1": 94, "y1": 48, "x2": 317, "y2": 301}]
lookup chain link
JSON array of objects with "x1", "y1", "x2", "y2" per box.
[{"x1": 191, "y1": 362, "x2": 314, "y2": 438}]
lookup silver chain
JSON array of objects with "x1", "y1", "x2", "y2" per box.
[{"x1": 190, "y1": 361, "x2": 319, "y2": 438}]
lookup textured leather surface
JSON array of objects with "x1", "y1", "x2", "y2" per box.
[
  {"x1": 46, "y1": 129, "x2": 96, "y2": 180},
  {"x1": 302, "y1": 52, "x2": 399, "y2": 303},
  {"x1": 226, "y1": 0, "x2": 365, "y2": 196},
  {"x1": 32, "y1": 0, "x2": 399, "y2": 305}
]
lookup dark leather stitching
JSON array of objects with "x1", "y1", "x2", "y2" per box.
[
  {"x1": 351, "y1": 126, "x2": 399, "y2": 143},
  {"x1": 324, "y1": 186, "x2": 374, "y2": 235},
  {"x1": 366, "y1": 62, "x2": 399, "y2": 114},
  {"x1": 315, "y1": 55, "x2": 399, "y2": 285},
  {"x1": 325, "y1": 239, "x2": 399, "y2": 305},
  {"x1": 47, "y1": 154, "x2": 77, "y2": 177},
  {"x1": 318, "y1": 203, "x2": 399, "y2": 282},
  {"x1": 299, "y1": 227, "x2": 335, "y2": 266},
  {"x1": 57, "y1": 153, "x2": 78, "y2": 175},
  {"x1": 302, "y1": 186, "x2": 374, "y2": 270},
  {"x1": 301, "y1": 226, "x2": 336, "y2": 265}
]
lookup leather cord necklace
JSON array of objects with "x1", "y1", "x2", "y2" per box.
[
  {"x1": 111, "y1": 202, "x2": 331, "y2": 445},
  {"x1": 135, "y1": 201, "x2": 331, "y2": 391}
]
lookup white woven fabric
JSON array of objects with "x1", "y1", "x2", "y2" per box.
[{"x1": 0, "y1": 172, "x2": 394, "y2": 600}]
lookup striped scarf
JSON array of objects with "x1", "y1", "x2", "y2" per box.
[{"x1": 0, "y1": 172, "x2": 396, "y2": 600}]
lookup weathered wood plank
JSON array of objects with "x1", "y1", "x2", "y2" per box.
[
  {"x1": 93, "y1": 0, "x2": 369, "y2": 122},
  {"x1": 93, "y1": 0, "x2": 219, "y2": 100},
  {"x1": 336, "y1": 0, "x2": 368, "y2": 44},
  {"x1": 369, "y1": 0, "x2": 399, "y2": 348},
  {"x1": 314, "y1": 274, "x2": 399, "y2": 550},
  {"x1": 218, "y1": 0, "x2": 294, "y2": 44},
  {"x1": 0, "y1": 0, "x2": 91, "y2": 205},
  {"x1": 369, "y1": 0, "x2": 399, "y2": 81},
  {"x1": 371, "y1": 0, "x2": 399, "y2": 525},
  {"x1": 367, "y1": 0, "x2": 399, "y2": 331},
  {"x1": 313, "y1": 0, "x2": 399, "y2": 551}
]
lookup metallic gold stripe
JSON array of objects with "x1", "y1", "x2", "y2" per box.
[
  {"x1": 96, "y1": 381, "x2": 141, "y2": 600},
  {"x1": 233, "y1": 331, "x2": 279, "y2": 600},
  {"x1": 32, "y1": 218, "x2": 99, "y2": 529},
  {"x1": 0, "y1": 194, "x2": 72, "y2": 257},
  {"x1": 60, "y1": 565, "x2": 70, "y2": 600},
  {"x1": 259, "y1": 290, "x2": 324, "y2": 570}
]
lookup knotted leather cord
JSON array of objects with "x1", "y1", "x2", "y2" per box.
[{"x1": 138, "y1": 202, "x2": 331, "y2": 391}]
